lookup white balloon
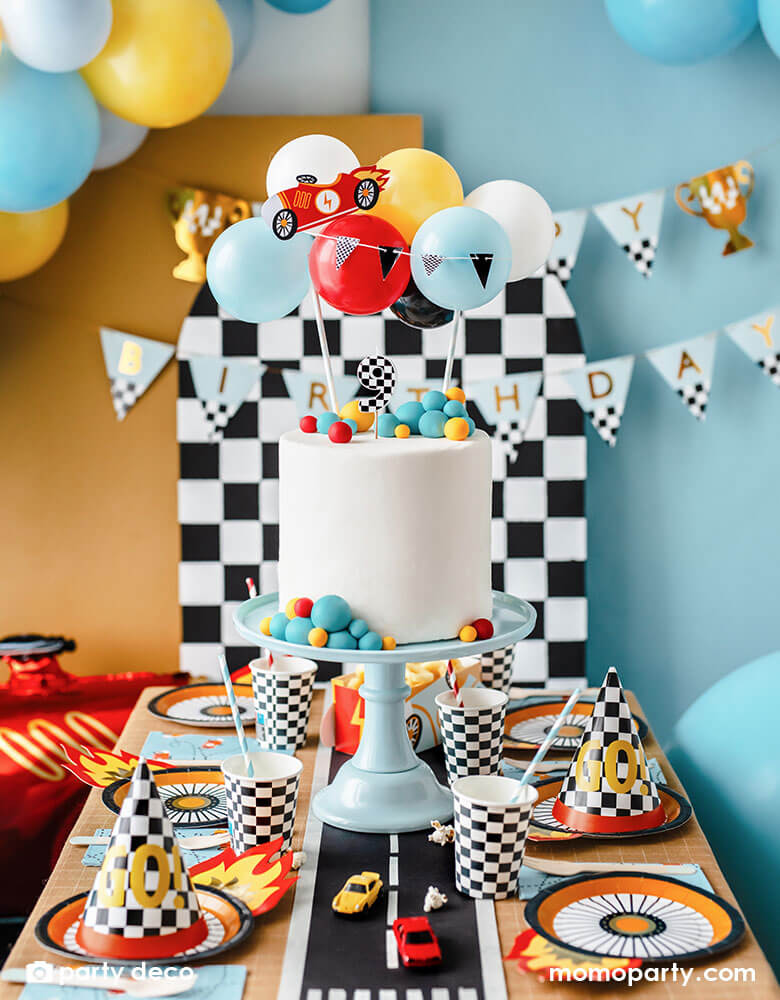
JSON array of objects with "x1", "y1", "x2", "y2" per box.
[
  {"x1": 93, "y1": 106, "x2": 149, "y2": 170},
  {"x1": 266, "y1": 134, "x2": 359, "y2": 198},
  {"x1": 464, "y1": 180, "x2": 554, "y2": 282},
  {"x1": 0, "y1": 0, "x2": 112, "y2": 73}
]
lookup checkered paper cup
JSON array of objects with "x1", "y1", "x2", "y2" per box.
[
  {"x1": 479, "y1": 644, "x2": 516, "y2": 694},
  {"x1": 453, "y1": 775, "x2": 538, "y2": 899},
  {"x1": 250, "y1": 655, "x2": 317, "y2": 752},
  {"x1": 436, "y1": 687, "x2": 508, "y2": 785},
  {"x1": 221, "y1": 751, "x2": 302, "y2": 854}
]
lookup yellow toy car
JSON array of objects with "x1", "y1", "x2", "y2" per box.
[{"x1": 331, "y1": 871, "x2": 383, "y2": 915}]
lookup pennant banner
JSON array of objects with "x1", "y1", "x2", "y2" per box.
[
  {"x1": 469, "y1": 372, "x2": 544, "y2": 461},
  {"x1": 100, "y1": 328, "x2": 174, "y2": 421},
  {"x1": 646, "y1": 332, "x2": 718, "y2": 421},
  {"x1": 281, "y1": 368, "x2": 358, "y2": 417},
  {"x1": 421, "y1": 253, "x2": 443, "y2": 276},
  {"x1": 547, "y1": 209, "x2": 588, "y2": 285},
  {"x1": 592, "y1": 189, "x2": 664, "y2": 278},
  {"x1": 188, "y1": 356, "x2": 260, "y2": 442},
  {"x1": 469, "y1": 252, "x2": 494, "y2": 288},
  {"x1": 725, "y1": 306, "x2": 780, "y2": 388},
  {"x1": 335, "y1": 235, "x2": 360, "y2": 269},
  {"x1": 378, "y1": 245, "x2": 403, "y2": 279},
  {"x1": 562, "y1": 356, "x2": 635, "y2": 447}
]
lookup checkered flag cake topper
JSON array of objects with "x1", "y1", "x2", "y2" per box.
[
  {"x1": 357, "y1": 354, "x2": 397, "y2": 414},
  {"x1": 77, "y1": 759, "x2": 207, "y2": 958},
  {"x1": 251, "y1": 659, "x2": 316, "y2": 752},
  {"x1": 552, "y1": 667, "x2": 665, "y2": 834}
]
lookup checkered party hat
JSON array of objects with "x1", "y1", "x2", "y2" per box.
[
  {"x1": 552, "y1": 668, "x2": 665, "y2": 833},
  {"x1": 76, "y1": 760, "x2": 207, "y2": 959}
]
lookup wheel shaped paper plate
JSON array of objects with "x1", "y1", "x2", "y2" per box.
[
  {"x1": 528, "y1": 777, "x2": 692, "y2": 842},
  {"x1": 504, "y1": 697, "x2": 647, "y2": 752},
  {"x1": 147, "y1": 682, "x2": 255, "y2": 728},
  {"x1": 34, "y1": 887, "x2": 253, "y2": 966},
  {"x1": 233, "y1": 590, "x2": 536, "y2": 663},
  {"x1": 103, "y1": 767, "x2": 227, "y2": 829},
  {"x1": 524, "y1": 872, "x2": 745, "y2": 963}
]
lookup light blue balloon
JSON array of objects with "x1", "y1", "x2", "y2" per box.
[
  {"x1": 207, "y1": 218, "x2": 312, "y2": 322},
  {"x1": 265, "y1": 0, "x2": 332, "y2": 12},
  {"x1": 605, "y1": 0, "x2": 758, "y2": 65},
  {"x1": 0, "y1": 49, "x2": 99, "y2": 212},
  {"x1": 759, "y1": 0, "x2": 780, "y2": 57},
  {"x1": 218, "y1": 0, "x2": 255, "y2": 69},
  {"x1": 411, "y1": 206, "x2": 512, "y2": 311}
]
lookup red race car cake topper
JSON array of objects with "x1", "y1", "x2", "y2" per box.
[{"x1": 263, "y1": 165, "x2": 390, "y2": 239}]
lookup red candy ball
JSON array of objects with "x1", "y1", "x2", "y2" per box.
[
  {"x1": 300, "y1": 415, "x2": 317, "y2": 433},
  {"x1": 328, "y1": 420, "x2": 353, "y2": 444},
  {"x1": 294, "y1": 597, "x2": 313, "y2": 618},
  {"x1": 472, "y1": 618, "x2": 494, "y2": 640}
]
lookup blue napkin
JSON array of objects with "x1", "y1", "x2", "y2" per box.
[
  {"x1": 20, "y1": 965, "x2": 246, "y2": 1000},
  {"x1": 141, "y1": 731, "x2": 262, "y2": 763},
  {"x1": 517, "y1": 861, "x2": 712, "y2": 900},
  {"x1": 82, "y1": 829, "x2": 223, "y2": 868}
]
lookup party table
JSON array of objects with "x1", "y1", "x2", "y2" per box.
[{"x1": 0, "y1": 686, "x2": 775, "y2": 999}]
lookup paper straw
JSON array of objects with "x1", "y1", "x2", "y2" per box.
[
  {"x1": 218, "y1": 654, "x2": 253, "y2": 777},
  {"x1": 312, "y1": 289, "x2": 340, "y2": 413},
  {"x1": 517, "y1": 688, "x2": 581, "y2": 788},
  {"x1": 245, "y1": 577, "x2": 257, "y2": 599},
  {"x1": 442, "y1": 310, "x2": 462, "y2": 392},
  {"x1": 446, "y1": 659, "x2": 463, "y2": 707}
]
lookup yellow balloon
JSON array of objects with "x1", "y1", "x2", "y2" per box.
[
  {"x1": 373, "y1": 149, "x2": 463, "y2": 244},
  {"x1": 81, "y1": 0, "x2": 232, "y2": 129},
  {"x1": 0, "y1": 201, "x2": 68, "y2": 282}
]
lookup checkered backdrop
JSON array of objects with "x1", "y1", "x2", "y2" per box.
[{"x1": 177, "y1": 271, "x2": 587, "y2": 685}]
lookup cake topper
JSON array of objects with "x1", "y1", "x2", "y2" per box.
[{"x1": 357, "y1": 355, "x2": 397, "y2": 438}]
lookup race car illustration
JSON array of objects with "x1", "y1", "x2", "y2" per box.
[{"x1": 262, "y1": 166, "x2": 390, "y2": 240}]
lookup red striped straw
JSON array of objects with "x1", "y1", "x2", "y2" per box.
[
  {"x1": 446, "y1": 659, "x2": 463, "y2": 707},
  {"x1": 245, "y1": 577, "x2": 257, "y2": 599}
]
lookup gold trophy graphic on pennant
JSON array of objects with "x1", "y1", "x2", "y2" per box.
[
  {"x1": 675, "y1": 161, "x2": 754, "y2": 256},
  {"x1": 168, "y1": 187, "x2": 252, "y2": 282}
]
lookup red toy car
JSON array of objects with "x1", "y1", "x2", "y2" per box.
[
  {"x1": 392, "y1": 915, "x2": 442, "y2": 968},
  {"x1": 262, "y1": 166, "x2": 389, "y2": 240}
]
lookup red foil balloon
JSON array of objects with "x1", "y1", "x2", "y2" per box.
[{"x1": 309, "y1": 215, "x2": 410, "y2": 315}]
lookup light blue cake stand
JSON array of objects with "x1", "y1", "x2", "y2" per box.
[{"x1": 233, "y1": 591, "x2": 536, "y2": 833}]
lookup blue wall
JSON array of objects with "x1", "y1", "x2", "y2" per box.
[{"x1": 371, "y1": 0, "x2": 780, "y2": 744}]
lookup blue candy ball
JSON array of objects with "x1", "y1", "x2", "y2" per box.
[
  {"x1": 348, "y1": 618, "x2": 369, "y2": 639},
  {"x1": 358, "y1": 631, "x2": 383, "y2": 651},
  {"x1": 316, "y1": 411, "x2": 340, "y2": 434},
  {"x1": 270, "y1": 612, "x2": 290, "y2": 640},
  {"x1": 343, "y1": 418, "x2": 358, "y2": 433},
  {"x1": 378, "y1": 413, "x2": 400, "y2": 437},
  {"x1": 327, "y1": 630, "x2": 358, "y2": 650},
  {"x1": 422, "y1": 389, "x2": 448, "y2": 412},
  {"x1": 394, "y1": 401, "x2": 425, "y2": 433},
  {"x1": 311, "y1": 594, "x2": 352, "y2": 632},
  {"x1": 465, "y1": 416, "x2": 476, "y2": 436},
  {"x1": 419, "y1": 409, "x2": 448, "y2": 438},
  {"x1": 285, "y1": 616, "x2": 313, "y2": 644},
  {"x1": 443, "y1": 399, "x2": 466, "y2": 418}
]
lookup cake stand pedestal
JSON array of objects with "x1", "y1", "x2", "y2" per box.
[{"x1": 234, "y1": 591, "x2": 536, "y2": 833}]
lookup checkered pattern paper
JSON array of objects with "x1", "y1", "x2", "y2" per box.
[
  {"x1": 586, "y1": 403, "x2": 623, "y2": 446},
  {"x1": 758, "y1": 353, "x2": 780, "y2": 386},
  {"x1": 223, "y1": 768, "x2": 300, "y2": 853},
  {"x1": 176, "y1": 276, "x2": 588, "y2": 686},
  {"x1": 453, "y1": 787, "x2": 535, "y2": 899},
  {"x1": 622, "y1": 236, "x2": 657, "y2": 277},
  {"x1": 110, "y1": 378, "x2": 139, "y2": 421},
  {"x1": 251, "y1": 660, "x2": 316, "y2": 752},
  {"x1": 81, "y1": 761, "x2": 203, "y2": 941},
  {"x1": 677, "y1": 381, "x2": 710, "y2": 421},
  {"x1": 438, "y1": 699, "x2": 506, "y2": 785},
  {"x1": 478, "y1": 645, "x2": 515, "y2": 694}
]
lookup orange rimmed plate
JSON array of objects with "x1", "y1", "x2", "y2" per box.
[
  {"x1": 103, "y1": 766, "x2": 226, "y2": 829},
  {"x1": 34, "y1": 887, "x2": 253, "y2": 966},
  {"x1": 524, "y1": 872, "x2": 744, "y2": 963},
  {"x1": 147, "y1": 682, "x2": 255, "y2": 728},
  {"x1": 504, "y1": 698, "x2": 647, "y2": 752}
]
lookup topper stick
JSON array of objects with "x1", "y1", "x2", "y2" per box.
[
  {"x1": 442, "y1": 310, "x2": 462, "y2": 393},
  {"x1": 312, "y1": 289, "x2": 340, "y2": 413}
]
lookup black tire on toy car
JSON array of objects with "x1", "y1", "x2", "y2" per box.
[
  {"x1": 354, "y1": 178, "x2": 380, "y2": 210},
  {"x1": 273, "y1": 208, "x2": 298, "y2": 240}
]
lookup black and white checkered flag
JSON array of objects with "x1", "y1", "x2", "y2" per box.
[
  {"x1": 622, "y1": 236, "x2": 657, "y2": 278},
  {"x1": 357, "y1": 354, "x2": 397, "y2": 414},
  {"x1": 200, "y1": 399, "x2": 239, "y2": 442},
  {"x1": 546, "y1": 256, "x2": 574, "y2": 286},
  {"x1": 586, "y1": 403, "x2": 624, "y2": 447},
  {"x1": 758, "y1": 352, "x2": 780, "y2": 387},
  {"x1": 335, "y1": 235, "x2": 360, "y2": 269},
  {"x1": 495, "y1": 419, "x2": 524, "y2": 463},
  {"x1": 421, "y1": 253, "x2": 443, "y2": 276},
  {"x1": 677, "y1": 381, "x2": 710, "y2": 421},
  {"x1": 110, "y1": 378, "x2": 139, "y2": 421}
]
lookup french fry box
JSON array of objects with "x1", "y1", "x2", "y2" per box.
[{"x1": 331, "y1": 657, "x2": 481, "y2": 756}]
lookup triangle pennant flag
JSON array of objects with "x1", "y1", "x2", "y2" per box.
[
  {"x1": 378, "y1": 245, "x2": 404, "y2": 280},
  {"x1": 469, "y1": 252, "x2": 494, "y2": 289},
  {"x1": 546, "y1": 209, "x2": 588, "y2": 285},
  {"x1": 100, "y1": 328, "x2": 174, "y2": 421},
  {"x1": 562, "y1": 356, "x2": 635, "y2": 447},
  {"x1": 335, "y1": 235, "x2": 360, "y2": 269},
  {"x1": 188, "y1": 355, "x2": 261, "y2": 442},
  {"x1": 592, "y1": 189, "x2": 665, "y2": 278},
  {"x1": 725, "y1": 306, "x2": 780, "y2": 388},
  {"x1": 552, "y1": 668, "x2": 665, "y2": 834},
  {"x1": 421, "y1": 253, "x2": 443, "y2": 276},
  {"x1": 469, "y1": 372, "x2": 543, "y2": 461},
  {"x1": 281, "y1": 368, "x2": 358, "y2": 418},
  {"x1": 646, "y1": 332, "x2": 718, "y2": 421}
]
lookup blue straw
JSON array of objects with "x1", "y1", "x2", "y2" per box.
[
  {"x1": 218, "y1": 654, "x2": 253, "y2": 777},
  {"x1": 516, "y1": 687, "x2": 582, "y2": 790}
]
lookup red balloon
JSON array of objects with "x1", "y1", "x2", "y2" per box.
[{"x1": 309, "y1": 215, "x2": 410, "y2": 316}]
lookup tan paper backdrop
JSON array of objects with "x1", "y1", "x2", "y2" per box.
[{"x1": 0, "y1": 115, "x2": 421, "y2": 677}]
